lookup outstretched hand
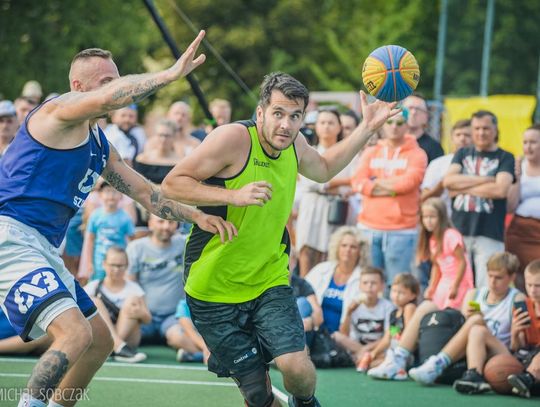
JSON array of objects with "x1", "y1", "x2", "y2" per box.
[
  {"x1": 358, "y1": 90, "x2": 402, "y2": 133},
  {"x1": 169, "y1": 30, "x2": 207, "y2": 80}
]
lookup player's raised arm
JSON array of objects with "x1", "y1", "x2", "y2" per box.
[
  {"x1": 103, "y1": 142, "x2": 237, "y2": 243},
  {"x1": 52, "y1": 31, "x2": 206, "y2": 124}
]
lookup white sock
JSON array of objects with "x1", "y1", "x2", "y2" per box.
[
  {"x1": 18, "y1": 393, "x2": 46, "y2": 407},
  {"x1": 47, "y1": 401, "x2": 65, "y2": 407},
  {"x1": 393, "y1": 346, "x2": 410, "y2": 368}
]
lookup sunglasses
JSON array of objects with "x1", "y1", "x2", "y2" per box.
[{"x1": 386, "y1": 119, "x2": 406, "y2": 126}]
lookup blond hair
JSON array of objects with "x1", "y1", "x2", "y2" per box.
[
  {"x1": 327, "y1": 226, "x2": 368, "y2": 268},
  {"x1": 486, "y1": 252, "x2": 520, "y2": 275}
]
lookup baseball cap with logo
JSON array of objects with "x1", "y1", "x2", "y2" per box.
[{"x1": 0, "y1": 100, "x2": 16, "y2": 117}]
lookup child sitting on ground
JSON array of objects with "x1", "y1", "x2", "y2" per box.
[
  {"x1": 357, "y1": 273, "x2": 419, "y2": 372},
  {"x1": 332, "y1": 266, "x2": 395, "y2": 368}
]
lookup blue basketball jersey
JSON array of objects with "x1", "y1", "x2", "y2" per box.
[{"x1": 0, "y1": 104, "x2": 110, "y2": 247}]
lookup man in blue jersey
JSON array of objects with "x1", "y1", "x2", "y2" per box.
[{"x1": 0, "y1": 30, "x2": 236, "y2": 407}]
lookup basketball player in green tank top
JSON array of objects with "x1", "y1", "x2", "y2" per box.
[{"x1": 162, "y1": 73, "x2": 400, "y2": 407}]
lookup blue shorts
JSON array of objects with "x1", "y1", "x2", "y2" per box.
[
  {"x1": 140, "y1": 313, "x2": 177, "y2": 344},
  {"x1": 0, "y1": 217, "x2": 97, "y2": 341}
]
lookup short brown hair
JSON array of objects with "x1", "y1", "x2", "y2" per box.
[
  {"x1": 71, "y1": 48, "x2": 112, "y2": 66},
  {"x1": 486, "y1": 252, "x2": 520, "y2": 275},
  {"x1": 392, "y1": 273, "x2": 420, "y2": 296},
  {"x1": 361, "y1": 266, "x2": 385, "y2": 282},
  {"x1": 524, "y1": 259, "x2": 540, "y2": 276},
  {"x1": 452, "y1": 119, "x2": 471, "y2": 132}
]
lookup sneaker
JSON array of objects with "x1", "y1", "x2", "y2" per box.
[
  {"x1": 367, "y1": 352, "x2": 407, "y2": 380},
  {"x1": 408, "y1": 355, "x2": 443, "y2": 385},
  {"x1": 453, "y1": 369, "x2": 492, "y2": 394},
  {"x1": 356, "y1": 353, "x2": 372, "y2": 373},
  {"x1": 287, "y1": 395, "x2": 321, "y2": 407},
  {"x1": 113, "y1": 344, "x2": 147, "y2": 363},
  {"x1": 176, "y1": 349, "x2": 204, "y2": 363},
  {"x1": 508, "y1": 372, "x2": 535, "y2": 399}
]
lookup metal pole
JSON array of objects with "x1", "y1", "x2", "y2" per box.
[
  {"x1": 142, "y1": 0, "x2": 214, "y2": 123},
  {"x1": 480, "y1": 0, "x2": 495, "y2": 97},
  {"x1": 535, "y1": 53, "x2": 540, "y2": 123},
  {"x1": 434, "y1": 0, "x2": 448, "y2": 102}
]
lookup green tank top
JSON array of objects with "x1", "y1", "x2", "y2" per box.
[{"x1": 184, "y1": 120, "x2": 298, "y2": 303}]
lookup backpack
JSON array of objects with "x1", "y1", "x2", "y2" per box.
[
  {"x1": 95, "y1": 280, "x2": 121, "y2": 324},
  {"x1": 417, "y1": 308, "x2": 467, "y2": 384},
  {"x1": 309, "y1": 328, "x2": 354, "y2": 368}
]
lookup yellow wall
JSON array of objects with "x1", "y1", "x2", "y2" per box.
[{"x1": 443, "y1": 95, "x2": 536, "y2": 157}]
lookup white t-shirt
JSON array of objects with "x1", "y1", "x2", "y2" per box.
[
  {"x1": 516, "y1": 160, "x2": 540, "y2": 219},
  {"x1": 421, "y1": 153, "x2": 454, "y2": 215},
  {"x1": 104, "y1": 124, "x2": 147, "y2": 161},
  {"x1": 349, "y1": 297, "x2": 395, "y2": 344},
  {"x1": 84, "y1": 279, "x2": 145, "y2": 309}
]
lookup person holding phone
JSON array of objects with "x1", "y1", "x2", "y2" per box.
[{"x1": 508, "y1": 259, "x2": 540, "y2": 398}]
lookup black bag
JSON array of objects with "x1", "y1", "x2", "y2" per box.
[
  {"x1": 327, "y1": 197, "x2": 349, "y2": 225},
  {"x1": 309, "y1": 328, "x2": 354, "y2": 368},
  {"x1": 418, "y1": 308, "x2": 467, "y2": 384},
  {"x1": 95, "y1": 280, "x2": 121, "y2": 324}
]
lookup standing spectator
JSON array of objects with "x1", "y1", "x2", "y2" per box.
[
  {"x1": 0, "y1": 101, "x2": 18, "y2": 158},
  {"x1": 443, "y1": 111, "x2": 514, "y2": 288},
  {"x1": 505, "y1": 124, "x2": 540, "y2": 292},
  {"x1": 14, "y1": 97, "x2": 38, "y2": 125},
  {"x1": 167, "y1": 101, "x2": 205, "y2": 149},
  {"x1": 296, "y1": 108, "x2": 351, "y2": 276},
  {"x1": 85, "y1": 182, "x2": 135, "y2": 281},
  {"x1": 20, "y1": 80, "x2": 43, "y2": 104},
  {"x1": 305, "y1": 226, "x2": 367, "y2": 334},
  {"x1": 352, "y1": 110, "x2": 427, "y2": 287},
  {"x1": 205, "y1": 98, "x2": 232, "y2": 133},
  {"x1": 340, "y1": 110, "x2": 360, "y2": 139},
  {"x1": 126, "y1": 214, "x2": 185, "y2": 345},
  {"x1": 84, "y1": 246, "x2": 149, "y2": 363},
  {"x1": 421, "y1": 119, "x2": 472, "y2": 213},
  {"x1": 403, "y1": 94, "x2": 444, "y2": 164},
  {"x1": 104, "y1": 104, "x2": 147, "y2": 166}
]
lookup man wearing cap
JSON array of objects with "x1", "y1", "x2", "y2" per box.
[{"x1": 0, "y1": 100, "x2": 18, "y2": 158}]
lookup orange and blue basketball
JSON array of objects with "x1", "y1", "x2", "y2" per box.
[{"x1": 362, "y1": 45, "x2": 420, "y2": 102}]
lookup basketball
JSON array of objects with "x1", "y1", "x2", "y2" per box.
[
  {"x1": 483, "y1": 354, "x2": 524, "y2": 394},
  {"x1": 362, "y1": 45, "x2": 420, "y2": 102}
]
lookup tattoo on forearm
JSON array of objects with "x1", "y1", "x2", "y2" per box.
[
  {"x1": 104, "y1": 170, "x2": 132, "y2": 196},
  {"x1": 149, "y1": 184, "x2": 195, "y2": 222},
  {"x1": 109, "y1": 76, "x2": 167, "y2": 107},
  {"x1": 27, "y1": 350, "x2": 69, "y2": 401}
]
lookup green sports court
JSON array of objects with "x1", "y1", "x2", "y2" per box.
[{"x1": 0, "y1": 346, "x2": 536, "y2": 406}]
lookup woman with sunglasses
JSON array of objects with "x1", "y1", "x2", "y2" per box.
[{"x1": 352, "y1": 111, "x2": 428, "y2": 294}]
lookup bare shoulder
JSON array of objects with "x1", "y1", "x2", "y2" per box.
[{"x1": 187, "y1": 134, "x2": 202, "y2": 146}]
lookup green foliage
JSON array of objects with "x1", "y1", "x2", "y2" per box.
[{"x1": 1, "y1": 0, "x2": 538, "y2": 123}]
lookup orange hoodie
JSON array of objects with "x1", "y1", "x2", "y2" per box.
[{"x1": 352, "y1": 135, "x2": 427, "y2": 230}]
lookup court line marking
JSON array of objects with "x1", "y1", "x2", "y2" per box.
[
  {"x1": 0, "y1": 373, "x2": 235, "y2": 387},
  {"x1": 271, "y1": 385, "x2": 288, "y2": 403},
  {"x1": 0, "y1": 357, "x2": 206, "y2": 371}
]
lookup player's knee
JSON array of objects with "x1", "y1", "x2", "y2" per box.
[{"x1": 234, "y1": 367, "x2": 274, "y2": 407}]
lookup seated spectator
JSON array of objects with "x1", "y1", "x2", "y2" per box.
[
  {"x1": 0, "y1": 308, "x2": 50, "y2": 355},
  {"x1": 84, "y1": 182, "x2": 135, "y2": 281},
  {"x1": 167, "y1": 299, "x2": 210, "y2": 364},
  {"x1": 105, "y1": 105, "x2": 147, "y2": 166},
  {"x1": 361, "y1": 273, "x2": 419, "y2": 372},
  {"x1": 14, "y1": 96, "x2": 38, "y2": 124},
  {"x1": 205, "y1": 98, "x2": 232, "y2": 133},
  {"x1": 453, "y1": 259, "x2": 540, "y2": 395},
  {"x1": 167, "y1": 101, "x2": 204, "y2": 150},
  {"x1": 0, "y1": 100, "x2": 18, "y2": 158},
  {"x1": 305, "y1": 226, "x2": 367, "y2": 334},
  {"x1": 505, "y1": 124, "x2": 540, "y2": 292},
  {"x1": 340, "y1": 110, "x2": 360, "y2": 139},
  {"x1": 352, "y1": 110, "x2": 427, "y2": 289},
  {"x1": 368, "y1": 252, "x2": 523, "y2": 382},
  {"x1": 333, "y1": 267, "x2": 394, "y2": 368},
  {"x1": 419, "y1": 198, "x2": 474, "y2": 310},
  {"x1": 290, "y1": 272, "x2": 323, "y2": 346},
  {"x1": 84, "y1": 246, "x2": 149, "y2": 363},
  {"x1": 127, "y1": 214, "x2": 185, "y2": 345}
]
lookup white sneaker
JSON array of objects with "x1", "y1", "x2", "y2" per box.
[
  {"x1": 367, "y1": 352, "x2": 407, "y2": 380},
  {"x1": 408, "y1": 355, "x2": 442, "y2": 385}
]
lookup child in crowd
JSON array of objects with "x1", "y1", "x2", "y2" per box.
[
  {"x1": 357, "y1": 273, "x2": 419, "y2": 372},
  {"x1": 85, "y1": 182, "x2": 135, "y2": 280},
  {"x1": 418, "y1": 198, "x2": 474, "y2": 310},
  {"x1": 84, "y1": 246, "x2": 150, "y2": 363},
  {"x1": 368, "y1": 252, "x2": 524, "y2": 383},
  {"x1": 166, "y1": 299, "x2": 210, "y2": 364},
  {"x1": 508, "y1": 259, "x2": 540, "y2": 398},
  {"x1": 333, "y1": 267, "x2": 394, "y2": 368}
]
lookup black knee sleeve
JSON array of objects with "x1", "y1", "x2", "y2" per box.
[{"x1": 233, "y1": 367, "x2": 274, "y2": 407}]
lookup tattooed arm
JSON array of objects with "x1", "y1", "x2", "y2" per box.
[
  {"x1": 103, "y1": 143, "x2": 237, "y2": 242},
  {"x1": 52, "y1": 31, "x2": 206, "y2": 124}
]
